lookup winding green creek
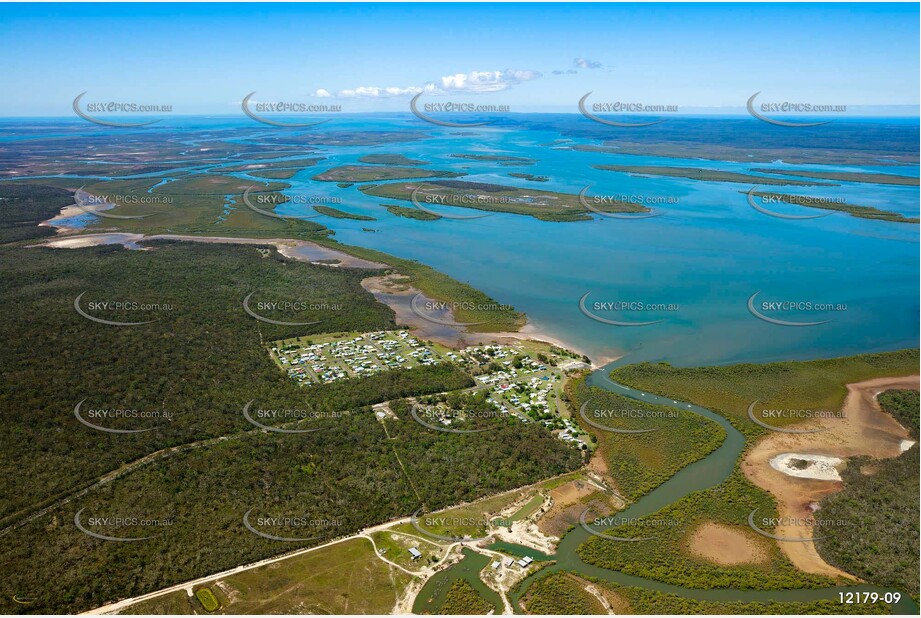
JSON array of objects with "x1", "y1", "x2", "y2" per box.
[
  {"x1": 414, "y1": 361, "x2": 918, "y2": 615},
  {"x1": 412, "y1": 547, "x2": 503, "y2": 614}
]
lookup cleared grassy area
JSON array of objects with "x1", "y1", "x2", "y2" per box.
[
  {"x1": 510, "y1": 495, "x2": 545, "y2": 521},
  {"x1": 194, "y1": 587, "x2": 220, "y2": 612},
  {"x1": 370, "y1": 530, "x2": 447, "y2": 570},
  {"x1": 610, "y1": 349, "x2": 919, "y2": 439},
  {"x1": 212, "y1": 538, "x2": 414, "y2": 614},
  {"x1": 125, "y1": 538, "x2": 415, "y2": 615},
  {"x1": 119, "y1": 589, "x2": 197, "y2": 615},
  {"x1": 392, "y1": 472, "x2": 585, "y2": 541}
]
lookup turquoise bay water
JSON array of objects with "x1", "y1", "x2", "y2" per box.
[
  {"x1": 9, "y1": 116, "x2": 918, "y2": 367},
  {"x1": 5, "y1": 116, "x2": 917, "y2": 612},
  {"x1": 269, "y1": 118, "x2": 918, "y2": 367}
]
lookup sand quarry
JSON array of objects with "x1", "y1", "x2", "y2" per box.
[{"x1": 741, "y1": 375, "x2": 918, "y2": 579}]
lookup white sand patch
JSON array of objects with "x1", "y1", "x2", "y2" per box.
[
  {"x1": 899, "y1": 439, "x2": 917, "y2": 452},
  {"x1": 769, "y1": 453, "x2": 843, "y2": 481},
  {"x1": 41, "y1": 233, "x2": 145, "y2": 249}
]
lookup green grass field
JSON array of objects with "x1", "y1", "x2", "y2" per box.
[
  {"x1": 123, "y1": 538, "x2": 415, "y2": 615},
  {"x1": 510, "y1": 495, "x2": 545, "y2": 521},
  {"x1": 194, "y1": 587, "x2": 220, "y2": 612}
]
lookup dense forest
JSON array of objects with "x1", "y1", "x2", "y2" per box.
[
  {"x1": 611, "y1": 350, "x2": 920, "y2": 439},
  {"x1": 0, "y1": 404, "x2": 578, "y2": 613},
  {"x1": 576, "y1": 469, "x2": 837, "y2": 591},
  {"x1": 0, "y1": 239, "x2": 394, "y2": 524},
  {"x1": 0, "y1": 183, "x2": 74, "y2": 244},
  {"x1": 520, "y1": 573, "x2": 890, "y2": 615},
  {"x1": 878, "y1": 388, "x2": 919, "y2": 438},
  {"x1": 438, "y1": 580, "x2": 494, "y2": 615},
  {"x1": 567, "y1": 378, "x2": 724, "y2": 500},
  {"x1": 521, "y1": 571, "x2": 605, "y2": 614},
  {"x1": 615, "y1": 586, "x2": 889, "y2": 615},
  {"x1": 389, "y1": 397, "x2": 583, "y2": 509},
  {"x1": 0, "y1": 189, "x2": 580, "y2": 613}
]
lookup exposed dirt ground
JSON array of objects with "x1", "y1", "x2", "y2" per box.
[
  {"x1": 686, "y1": 521, "x2": 769, "y2": 566},
  {"x1": 741, "y1": 375, "x2": 918, "y2": 578}
]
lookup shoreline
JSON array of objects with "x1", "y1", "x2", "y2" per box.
[{"x1": 36, "y1": 229, "x2": 610, "y2": 367}]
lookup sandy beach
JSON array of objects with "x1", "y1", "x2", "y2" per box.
[{"x1": 360, "y1": 272, "x2": 611, "y2": 366}]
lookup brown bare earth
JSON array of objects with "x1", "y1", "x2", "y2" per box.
[
  {"x1": 536, "y1": 479, "x2": 617, "y2": 537},
  {"x1": 742, "y1": 375, "x2": 918, "y2": 579},
  {"x1": 687, "y1": 522, "x2": 769, "y2": 566}
]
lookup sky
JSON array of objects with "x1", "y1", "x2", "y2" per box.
[{"x1": 1, "y1": 2, "x2": 918, "y2": 116}]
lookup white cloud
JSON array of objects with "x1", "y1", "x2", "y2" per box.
[
  {"x1": 311, "y1": 68, "x2": 541, "y2": 99},
  {"x1": 574, "y1": 58, "x2": 602, "y2": 69},
  {"x1": 434, "y1": 69, "x2": 542, "y2": 93},
  {"x1": 335, "y1": 85, "x2": 424, "y2": 98}
]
